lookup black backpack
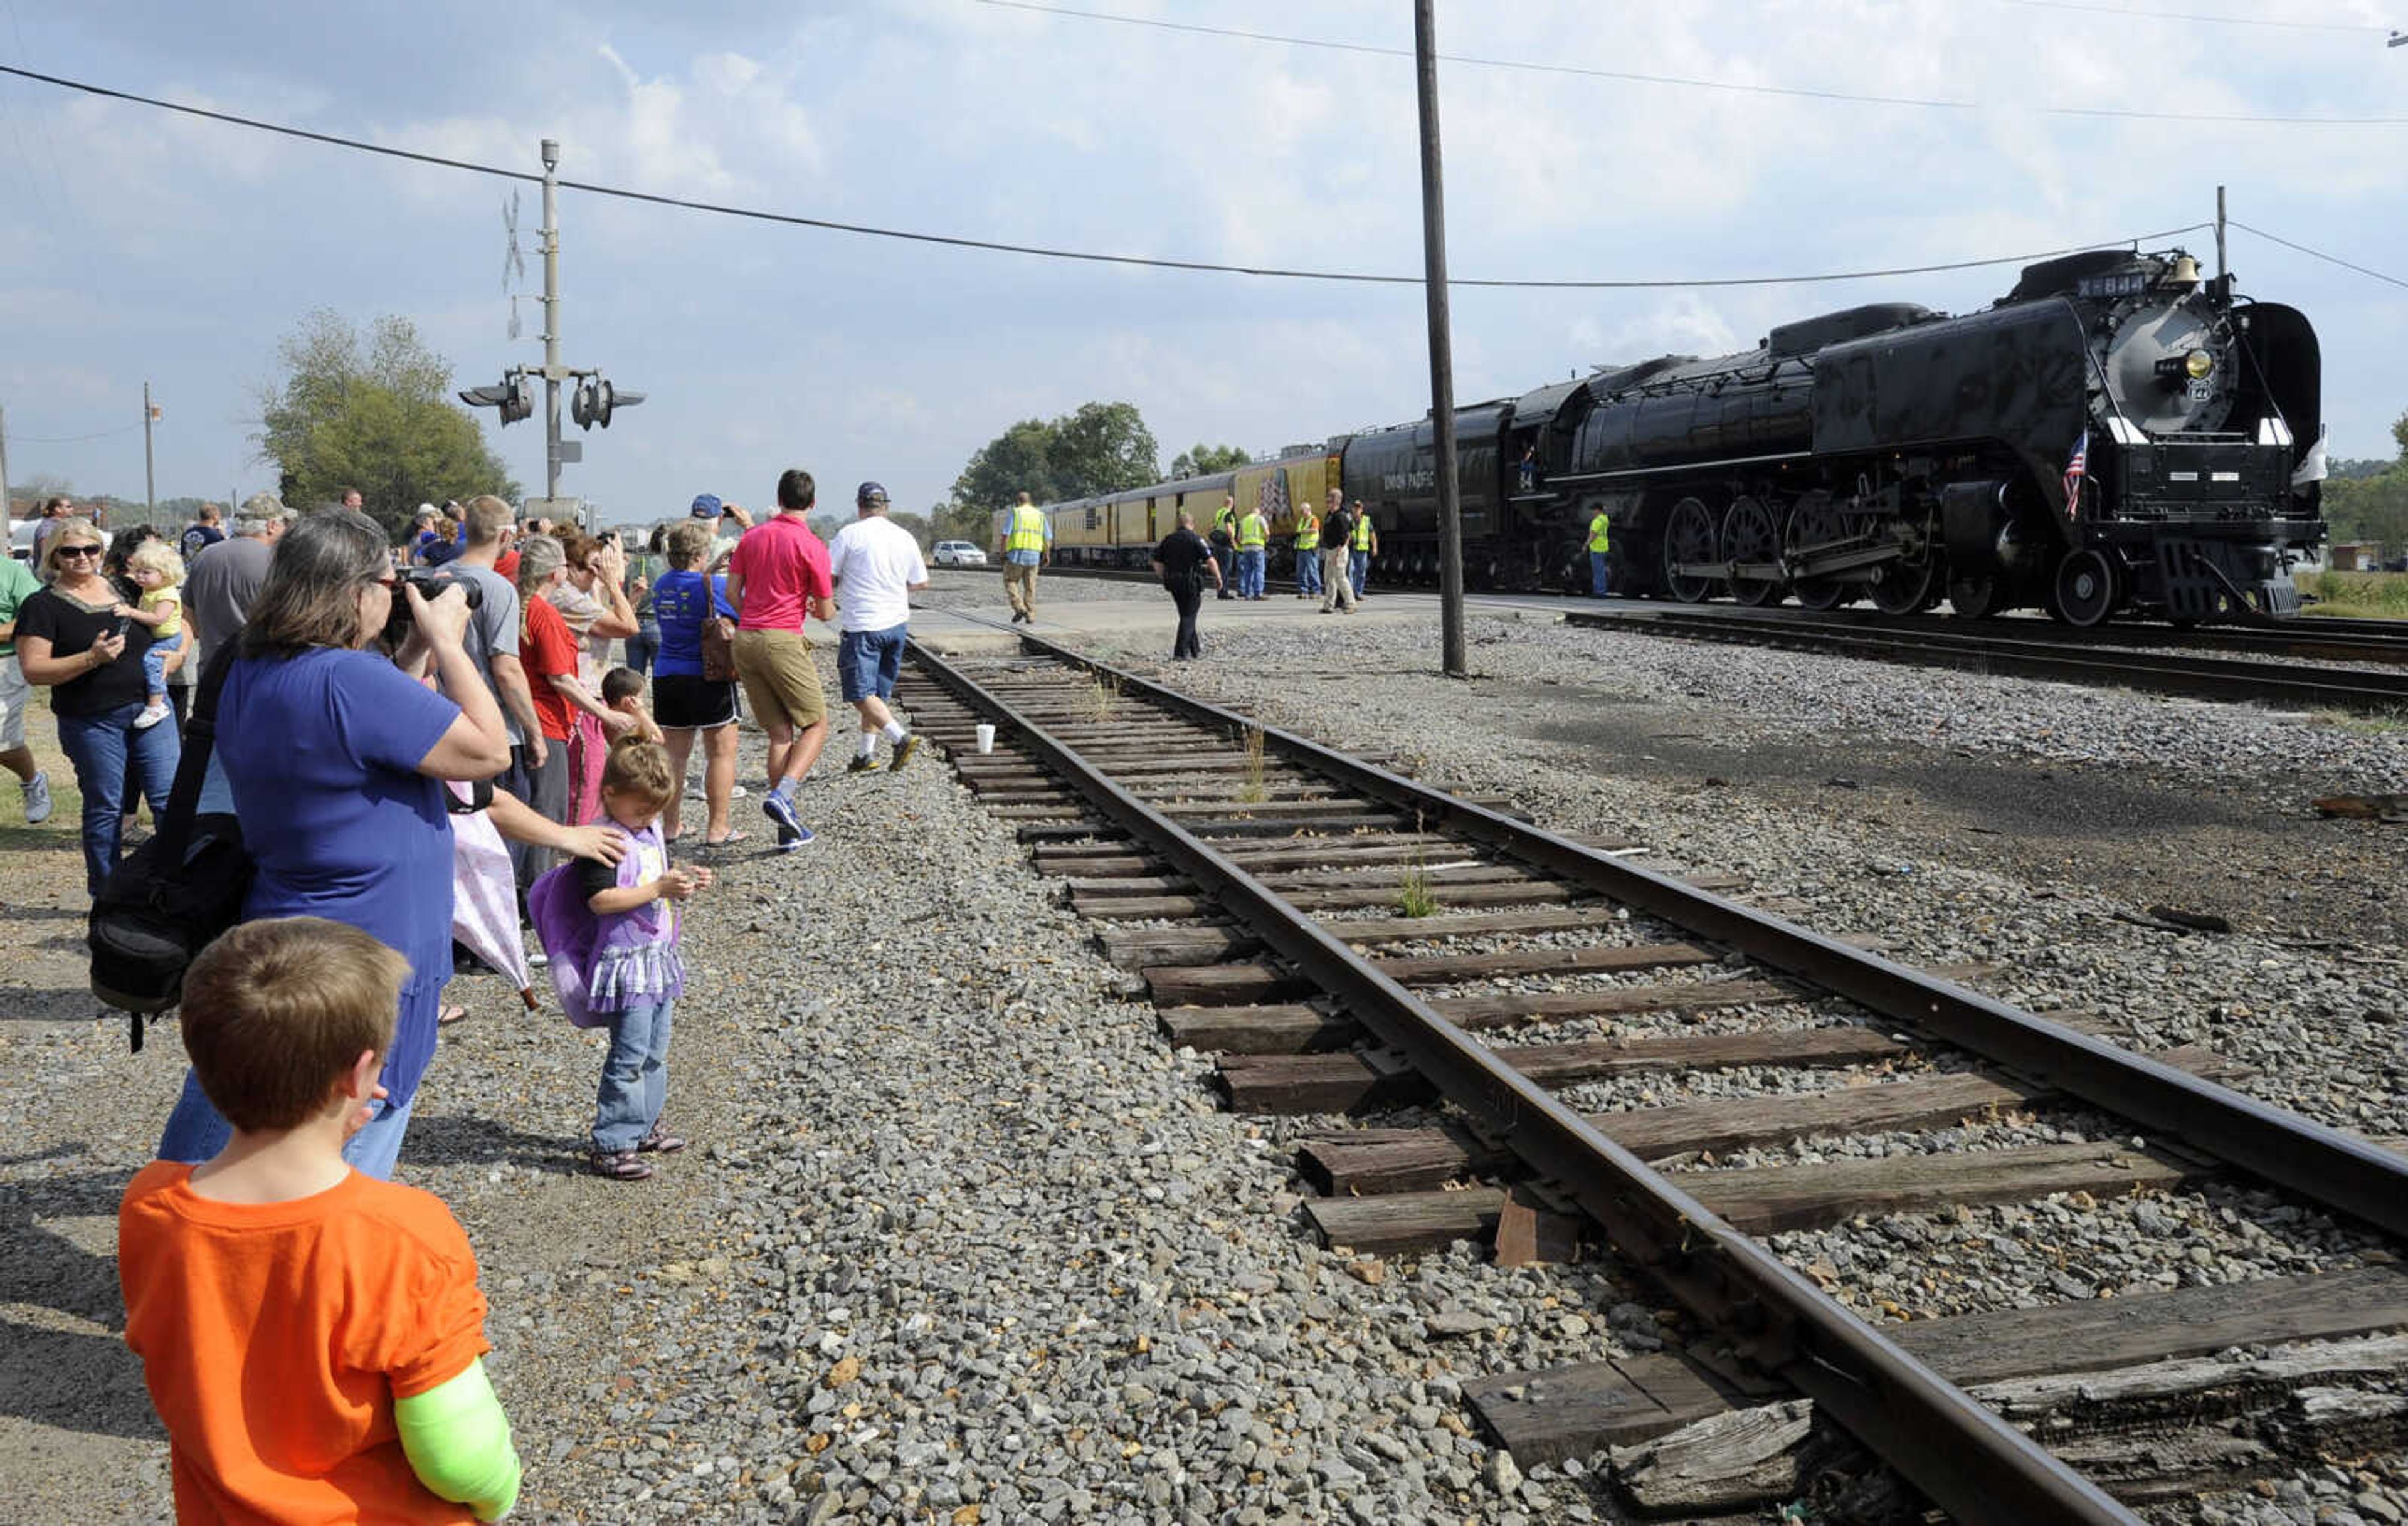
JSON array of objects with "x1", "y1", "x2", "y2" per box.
[{"x1": 88, "y1": 643, "x2": 255, "y2": 1048}]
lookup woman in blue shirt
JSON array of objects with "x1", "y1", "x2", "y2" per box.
[
  {"x1": 154, "y1": 509, "x2": 512, "y2": 1179},
  {"x1": 649, "y1": 518, "x2": 742, "y2": 845}
]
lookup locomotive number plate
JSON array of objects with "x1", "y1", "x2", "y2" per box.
[{"x1": 2189, "y1": 379, "x2": 2213, "y2": 401}]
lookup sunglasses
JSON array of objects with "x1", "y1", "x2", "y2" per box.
[{"x1": 55, "y1": 544, "x2": 102, "y2": 559}]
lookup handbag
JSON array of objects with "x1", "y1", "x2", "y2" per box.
[
  {"x1": 700, "y1": 615, "x2": 737, "y2": 683},
  {"x1": 88, "y1": 643, "x2": 255, "y2": 1048}
]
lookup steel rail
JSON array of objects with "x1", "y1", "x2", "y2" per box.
[
  {"x1": 909, "y1": 638, "x2": 2148, "y2": 1525},
  {"x1": 1563, "y1": 607, "x2": 2408, "y2": 710}
]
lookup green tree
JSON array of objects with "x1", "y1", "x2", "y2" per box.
[
  {"x1": 949, "y1": 400, "x2": 1161, "y2": 514},
  {"x1": 255, "y1": 310, "x2": 517, "y2": 536},
  {"x1": 1169, "y1": 442, "x2": 1252, "y2": 479}
]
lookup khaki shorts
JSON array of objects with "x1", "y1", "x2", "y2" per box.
[
  {"x1": 0, "y1": 655, "x2": 26, "y2": 750},
  {"x1": 732, "y1": 628, "x2": 826, "y2": 735}
]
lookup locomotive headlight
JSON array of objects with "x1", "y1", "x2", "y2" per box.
[{"x1": 2184, "y1": 348, "x2": 2215, "y2": 380}]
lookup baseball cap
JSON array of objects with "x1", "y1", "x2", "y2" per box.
[
  {"x1": 690, "y1": 493, "x2": 723, "y2": 519},
  {"x1": 855, "y1": 481, "x2": 889, "y2": 507}
]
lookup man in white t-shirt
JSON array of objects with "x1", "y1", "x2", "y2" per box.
[{"x1": 824, "y1": 481, "x2": 929, "y2": 774}]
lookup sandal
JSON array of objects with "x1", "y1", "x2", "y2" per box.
[
  {"x1": 638, "y1": 1127, "x2": 687, "y2": 1154},
  {"x1": 437, "y1": 1004, "x2": 469, "y2": 1027},
  {"x1": 705, "y1": 828, "x2": 747, "y2": 846},
  {"x1": 589, "y1": 1150, "x2": 653, "y2": 1181}
]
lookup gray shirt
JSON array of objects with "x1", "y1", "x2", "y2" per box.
[
  {"x1": 184, "y1": 535, "x2": 275, "y2": 671},
  {"x1": 443, "y1": 561, "x2": 524, "y2": 745}
]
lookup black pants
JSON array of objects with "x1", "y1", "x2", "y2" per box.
[{"x1": 1168, "y1": 579, "x2": 1204, "y2": 659}]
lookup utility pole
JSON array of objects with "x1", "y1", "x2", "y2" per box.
[
  {"x1": 541, "y1": 138, "x2": 566, "y2": 515},
  {"x1": 2214, "y1": 185, "x2": 2227, "y2": 283},
  {"x1": 461, "y1": 137, "x2": 638, "y2": 530},
  {"x1": 1415, "y1": 0, "x2": 1467, "y2": 679},
  {"x1": 143, "y1": 381, "x2": 157, "y2": 517}
]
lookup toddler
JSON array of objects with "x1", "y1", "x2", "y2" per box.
[
  {"x1": 119, "y1": 539, "x2": 186, "y2": 729},
  {"x1": 601, "y1": 665, "x2": 663, "y2": 744},
  {"x1": 119, "y1": 917, "x2": 522, "y2": 1522},
  {"x1": 531, "y1": 736, "x2": 709, "y2": 1180}
]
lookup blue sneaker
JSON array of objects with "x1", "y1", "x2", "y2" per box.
[{"x1": 761, "y1": 787, "x2": 811, "y2": 850}]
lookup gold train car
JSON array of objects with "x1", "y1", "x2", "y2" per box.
[{"x1": 1011, "y1": 445, "x2": 1341, "y2": 571}]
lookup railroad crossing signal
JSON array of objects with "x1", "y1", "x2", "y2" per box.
[
  {"x1": 569, "y1": 376, "x2": 645, "y2": 430},
  {"x1": 459, "y1": 371, "x2": 536, "y2": 424}
]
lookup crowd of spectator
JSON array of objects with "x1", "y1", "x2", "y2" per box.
[{"x1": 2, "y1": 470, "x2": 929, "y2": 1522}]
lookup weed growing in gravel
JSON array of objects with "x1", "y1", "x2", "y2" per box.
[
  {"x1": 2310, "y1": 706, "x2": 2408, "y2": 737},
  {"x1": 1237, "y1": 727, "x2": 1268, "y2": 804},
  {"x1": 1086, "y1": 674, "x2": 1122, "y2": 722},
  {"x1": 1395, "y1": 852, "x2": 1439, "y2": 918}
]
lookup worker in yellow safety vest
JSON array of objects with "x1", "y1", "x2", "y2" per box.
[
  {"x1": 1585, "y1": 507, "x2": 1613, "y2": 597},
  {"x1": 1210, "y1": 496, "x2": 1238, "y2": 600},
  {"x1": 1234, "y1": 504, "x2": 1270, "y2": 600},
  {"x1": 1001, "y1": 490, "x2": 1052, "y2": 624},
  {"x1": 1291, "y1": 500, "x2": 1322, "y2": 599},
  {"x1": 1348, "y1": 502, "x2": 1376, "y2": 601}
]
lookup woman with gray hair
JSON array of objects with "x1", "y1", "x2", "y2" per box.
[{"x1": 152, "y1": 507, "x2": 512, "y2": 1179}]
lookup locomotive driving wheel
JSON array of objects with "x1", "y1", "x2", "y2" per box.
[
  {"x1": 1721, "y1": 497, "x2": 1784, "y2": 607},
  {"x1": 1783, "y1": 492, "x2": 1848, "y2": 611},
  {"x1": 2051, "y1": 549, "x2": 2118, "y2": 628},
  {"x1": 1661, "y1": 497, "x2": 1721, "y2": 604},
  {"x1": 1870, "y1": 554, "x2": 1939, "y2": 615},
  {"x1": 1946, "y1": 575, "x2": 2005, "y2": 619}
]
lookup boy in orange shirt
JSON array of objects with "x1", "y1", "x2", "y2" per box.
[{"x1": 119, "y1": 917, "x2": 524, "y2": 1523}]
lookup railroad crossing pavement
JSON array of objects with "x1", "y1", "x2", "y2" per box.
[{"x1": 903, "y1": 587, "x2": 1499, "y2": 655}]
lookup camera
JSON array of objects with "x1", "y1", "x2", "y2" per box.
[{"x1": 381, "y1": 569, "x2": 485, "y2": 641}]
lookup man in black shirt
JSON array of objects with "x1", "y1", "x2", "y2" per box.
[{"x1": 1151, "y1": 510, "x2": 1223, "y2": 661}]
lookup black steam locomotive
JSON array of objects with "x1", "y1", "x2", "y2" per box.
[{"x1": 1343, "y1": 247, "x2": 2324, "y2": 625}]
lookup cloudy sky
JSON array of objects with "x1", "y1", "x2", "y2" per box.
[{"x1": 4, "y1": 0, "x2": 2405, "y2": 522}]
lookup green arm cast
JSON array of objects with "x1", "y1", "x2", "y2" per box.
[{"x1": 393, "y1": 1359, "x2": 523, "y2": 1522}]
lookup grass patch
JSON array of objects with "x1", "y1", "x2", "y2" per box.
[
  {"x1": 1395, "y1": 850, "x2": 1439, "y2": 918},
  {"x1": 2300, "y1": 569, "x2": 2408, "y2": 620},
  {"x1": 2308, "y1": 707, "x2": 2408, "y2": 737},
  {"x1": 1085, "y1": 673, "x2": 1123, "y2": 723},
  {"x1": 1235, "y1": 726, "x2": 1267, "y2": 804}
]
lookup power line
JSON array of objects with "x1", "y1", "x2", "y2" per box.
[
  {"x1": 0, "y1": 61, "x2": 2215, "y2": 291},
  {"x1": 5, "y1": 419, "x2": 144, "y2": 444},
  {"x1": 970, "y1": 0, "x2": 2408, "y2": 124},
  {"x1": 1999, "y1": 0, "x2": 2390, "y2": 33},
  {"x1": 2231, "y1": 221, "x2": 2408, "y2": 292}
]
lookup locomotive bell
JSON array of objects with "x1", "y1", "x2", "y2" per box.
[{"x1": 2165, "y1": 254, "x2": 2202, "y2": 287}]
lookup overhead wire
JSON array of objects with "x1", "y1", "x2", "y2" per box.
[
  {"x1": 5, "y1": 419, "x2": 144, "y2": 444},
  {"x1": 0, "y1": 62, "x2": 2214, "y2": 291},
  {"x1": 2231, "y1": 221, "x2": 2408, "y2": 292},
  {"x1": 969, "y1": 0, "x2": 2408, "y2": 124},
  {"x1": 1997, "y1": 0, "x2": 2392, "y2": 33}
]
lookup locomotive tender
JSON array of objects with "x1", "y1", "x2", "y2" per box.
[{"x1": 1028, "y1": 248, "x2": 2323, "y2": 626}]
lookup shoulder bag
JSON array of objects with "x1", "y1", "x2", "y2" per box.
[{"x1": 88, "y1": 642, "x2": 255, "y2": 1048}]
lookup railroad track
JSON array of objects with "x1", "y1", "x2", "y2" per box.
[
  {"x1": 895, "y1": 628, "x2": 2408, "y2": 1525},
  {"x1": 946, "y1": 564, "x2": 2408, "y2": 683}
]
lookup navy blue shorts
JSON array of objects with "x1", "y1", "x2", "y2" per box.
[{"x1": 837, "y1": 623, "x2": 908, "y2": 703}]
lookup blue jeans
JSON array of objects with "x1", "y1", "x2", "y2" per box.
[
  {"x1": 1349, "y1": 551, "x2": 1369, "y2": 597},
  {"x1": 1237, "y1": 549, "x2": 1265, "y2": 598},
  {"x1": 623, "y1": 624, "x2": 659, "y2": 676},
  {"x1": 1590, "y1": 550, "x2": 1612, "y2": 596},
  {"x1": 1296, "y1": 550, "x2": 1322, "y2": 594},
  {"x1": 141, "y1": 632, "x2": 183, "y2": 697},
  {"x1": 593, "y1": 999, "x2": 674, "y2": 1153},
  {"x1": 55, "y1": 700, "x2": 180, "y2": 895},
  {"x1": 156, "y1": 1066, "x2": 418, "y2": 1181}
]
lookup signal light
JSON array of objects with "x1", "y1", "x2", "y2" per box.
[
  {"x1": 570, "y1": 376, "x2": 645, "y2": 429},
  {"x1": 459, "y1": 373, "x2": 534, "y2": 426}
]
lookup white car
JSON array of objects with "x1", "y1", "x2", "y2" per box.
[{"x1": 932, "y1": 540, "x2": 988, "y2": 567}]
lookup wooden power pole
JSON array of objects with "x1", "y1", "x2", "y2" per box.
[{"x1": 1415, "y1": 0, "x2": 1467, "y2": 678}]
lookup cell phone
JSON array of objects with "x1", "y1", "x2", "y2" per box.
[{"x1": 110, "y1": 616, "x2": 131, "y2": 639}]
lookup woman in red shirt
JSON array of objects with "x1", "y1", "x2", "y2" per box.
[{"x1": 513, "y1": 535, "x2": 631, "y2": 888}]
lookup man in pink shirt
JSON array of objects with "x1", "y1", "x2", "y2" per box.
[{"x1": 725, "y1": 468, "x2": 836, "y2": 850}]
